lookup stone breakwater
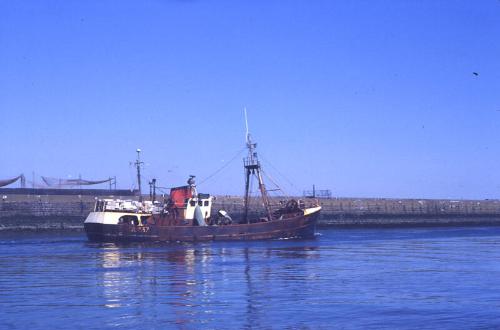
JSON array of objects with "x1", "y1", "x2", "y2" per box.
[
  {"x1": 0, "y1": 188, "x2": 133, "y2": 230},
  {"x1": 214, "y1": 197, "x2": 500, "y2": 227},
  {"x1": 1, "y1": 188, "x2": 500, "y2": 230}
]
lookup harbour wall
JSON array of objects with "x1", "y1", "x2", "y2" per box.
[
  {"x1": 1, "y1": 188, "x2": 500, "y2": 230},
  {"x1": 214, "y1": 197, "x2": 500, "y2": 227},
  {"x1": 0, "y1": 188, "x2": 134, "y2": 230}
]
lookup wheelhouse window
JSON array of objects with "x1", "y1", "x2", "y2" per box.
[
  {"x1": 141, "y1": 216, "x2": 154, "y2": 225},
  {"x1": 95, "y1": 201, "x2": 106, "y2": 212},
  {"x1": 204, "y1": 201, "x2": 209, "y2": 206},
  {"x1": 118, "y1": 215, "x2": 139, "y2": 225}
]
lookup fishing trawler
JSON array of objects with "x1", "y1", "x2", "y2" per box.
[{"x1": 84, "y1": 124, "x2": 321, "y2": 242}]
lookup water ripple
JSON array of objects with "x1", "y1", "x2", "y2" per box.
[{"x1": 1, "y1": 227, "x2": 500, "y2": 329}]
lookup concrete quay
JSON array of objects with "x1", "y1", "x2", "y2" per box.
[
  {"x1": 1, "y1": 188, "x2": 500, "y2": 230},
  {"x1": 215, "y1": 196, "x2": 500, "y2": 227}
]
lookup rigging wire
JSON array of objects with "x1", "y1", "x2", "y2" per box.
[
  {"x1": 141, "y1": 163, "x2": 154, "y2": 182},
  {"x1": 141, "y1": 162, "x2": 164, "y2": 194},
  {"x1": 258, "y1": 153, "x2": 302, "y2": 196},
  {"x1": 156, "y1": 187, "x2": 169, "y2": 194},
  {"x1": 127, "y1": 163, "x2": 137, "y2": 190},
  {"x1": 197, "y1": 147, "x2": 246, "y2": 186},
  {"x1": 261, "y1": 169, "x2": 289, "y2": 198}
]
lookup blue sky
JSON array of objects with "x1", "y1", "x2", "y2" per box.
[{"x1": 1, "y1": 0, "x2": 499, "y2": 199}]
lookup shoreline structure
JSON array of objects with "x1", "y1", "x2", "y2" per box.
[{"x1": 1, "y1": 188, "x2": 500, "y2": 230}]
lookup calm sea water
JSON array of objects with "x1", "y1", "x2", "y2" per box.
[{"x1": 1, "y1": 226, "x2": 500, "y2": 329}]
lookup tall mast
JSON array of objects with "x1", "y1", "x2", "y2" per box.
[
  {"x1": 149, "y1": 178, "x2": 157, "y2": 202},
  {"x1": 243, "y1": 109, "x2": 273, "y2": 223},
  {"x1": 135, "y1": 149, "x2": 144, "y2": 202}
]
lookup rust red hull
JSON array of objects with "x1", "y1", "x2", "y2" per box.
[{"x1": 84, "y1": 211, "x2": 319, "y2": 243}]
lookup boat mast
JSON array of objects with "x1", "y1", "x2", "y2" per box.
[
  {"x1": 149, "y1": 178, "x2": 157, "y2": 202},
  {"x1": 243, "y1": 109, "x2": 273, "y2": 223},
  {"x1": 135, "y1": 149, "x2": 144, "y2": 202}
]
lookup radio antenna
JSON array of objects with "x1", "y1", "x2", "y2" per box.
[{"x1": 244, "y1": 107, "x2": 250, "y2": 145}]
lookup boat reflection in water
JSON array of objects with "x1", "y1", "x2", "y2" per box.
[
  {"x1": 91, "y1": 241, "x2": 320, "y2": 328},
  {"x1": 4, "y1": 228, "x2": 499, "y2": 329}
]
